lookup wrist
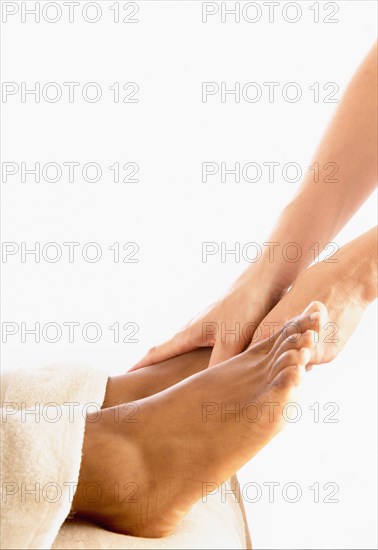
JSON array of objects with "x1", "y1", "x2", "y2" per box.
[{"x1": 233, "y1": 261, "x2": 288, "y2": 310}]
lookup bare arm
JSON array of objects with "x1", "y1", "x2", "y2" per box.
[
  {"x1": 252, "y1": 42, "x2": 377, "y2": 293},
  {"x1": 132, "y1": 42, "x2": 377, "y2": 370}
]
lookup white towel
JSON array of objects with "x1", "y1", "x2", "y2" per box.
[{"x1": 1, "y1": 365, "x2": 250, "y2": 549}]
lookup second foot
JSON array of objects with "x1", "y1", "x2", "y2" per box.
[{"x1": 73, "y1": 302, "x2": 324, "y2": 538}]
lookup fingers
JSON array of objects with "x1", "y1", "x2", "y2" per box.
[
  {"x1": 130, "y1": 301, "x2": 328, "y2": 371},
  {"x1": 271, "y1": 329, "x2": 317, "y2": 366},
  {"x1": 253, "y1": 300, "x2": 328, "y2": 347},
  {"x1": 277, "y1": 301, "x2": 326, "y2": 341},
  {"x1": 129, "y1": 331, "x2": 196, "y2": 371},
  {"x1": 210, "y1": 301, "x2": 328, "y2": 366},
  {"x1": 252, "y1": 302, "x2": 323, "y2": 357}
]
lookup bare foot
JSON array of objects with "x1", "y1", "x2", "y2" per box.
[
  {"x1": 103, "y1": 303, "x2": 326, "y2": 408},
  {"x1": 103, "y1": 348, "x2": 211, "y2": 408},
  {"x1": 73, "y1": 303, "x2": 323, "y2": 538},
  {"x1": 255, "y1": 249, "x2": 368, "y2": 364}
]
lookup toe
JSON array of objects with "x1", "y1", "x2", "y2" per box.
[
  {"x1": 297, "y1": 301, "x2": 328, "y2": 332},
  {"x1": 267, "y1": 302, "x2": 327, "y2": 358},
  {"x1": 302, "y1": 300, "x2": 328, "y2": 319},
  {"x1": 248, "y1": 301, "x2": 328, "y2": 359},
  {"x1": 283, "y1": 301, "x2": 327, "y2": 337},
  {"x1": 272, "y1": 329, "x2": 317, "y2": 362},
  {"x1": 268, "y1": 319, "x2": 316, "y2": 359},
  {"x1": 270, "y1": 347, "x2": 311, "y2": 380},
  {"x1": 265, "y1": 363, "x2": 305, "y2": 412},
  {"x1": 271, "y1": 363, "x2": 305, "y2": 391}
]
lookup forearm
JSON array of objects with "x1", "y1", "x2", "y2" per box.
[{"x1": 240, "y1": 42, "x2": 377, "y2": 295}]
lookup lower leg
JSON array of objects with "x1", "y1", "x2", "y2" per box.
[
  {"x1": 103, "y1": 300, "x2": 327, "y2": 408},
  {"x1": 102, "y1": 348, "x2": 211, "y2": 408},
  {"x1": 74, "y1": 303, "x2": 324, "y2": 538}
]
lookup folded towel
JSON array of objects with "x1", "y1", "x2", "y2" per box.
[{"x1": 1, "y1": 365, "x2": 250, "y2": 549}]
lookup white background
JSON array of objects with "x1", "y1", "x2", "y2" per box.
[{"x1": 1, "y1": 1, "x2": 377, "y2": 548}]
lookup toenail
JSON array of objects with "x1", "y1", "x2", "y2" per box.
[{"x1": 300, "y1": 347, "x2": 312, "y2": 364}]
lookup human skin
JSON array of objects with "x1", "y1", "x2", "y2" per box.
[
  {"x1": 124, "y1": 227, "x2": 377, "y2": 390},
  {"x1": 103, "y1": 228, "x2": 377, "y2": 410},
  {"x1": 254, "y1": 227, "x2": 377, "y2": 365},
  {"x1": 102, "y1": 303, "x2": 325, "y2": 408},
  {"x1": 131, "y1": 41, "x2": 377, "y2": 369},
  {"x1": 73, "y1": 304, "x2": 322, "y2": 538},
  {"x1": 74, "y1": 229, "x2": 376, "y2": 536}
]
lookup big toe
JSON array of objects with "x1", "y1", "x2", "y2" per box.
[{"x1": 301, "y1": 300, "x2": 328, "y2": 325}]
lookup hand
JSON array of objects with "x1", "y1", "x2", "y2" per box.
[
  {"x1": 131, "y1": 227, "x2": 376, "y2": 372},
  {"x1": 252, "y1": 258, "x2": 369, "y2": 366},
  {"x1": 130, "y1": 275, "x2": 285, "y2": 370}
]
